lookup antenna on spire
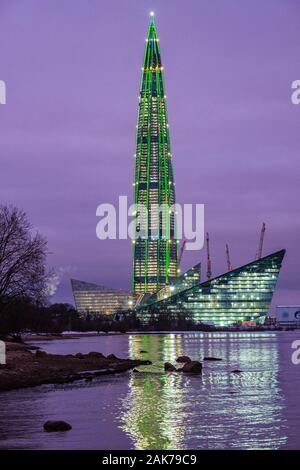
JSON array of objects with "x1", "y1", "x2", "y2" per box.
[{"x1": 206, "y1": 232, "x2": 212, "y2": 280}]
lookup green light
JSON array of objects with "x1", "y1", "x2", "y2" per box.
[{"x1": 132, "y1": 16, "x2": 178, "y2": 294}]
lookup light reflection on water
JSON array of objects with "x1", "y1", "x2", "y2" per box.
[
  {"x1": 0, "y1": 332, "x2": 299, "y2": 449},
  {"x1": 121, "y1": 333, "x2": 287, "y2": 450}
]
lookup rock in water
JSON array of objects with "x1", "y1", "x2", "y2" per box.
[
  {"x1": 43, "y1": 421, "x2": 72, "y2": 432},
  {"x1": 164, "y1": 362, "x2": 177, "y2": 372},
  {"x1": 106, "y1": 353, "x2": 117, "y2": 360},
  {"x1": 75, "y1": 353, "x2": 85, "y2": 359},
  {"x1": 203, "y1": 356, "x2": 222, "y2": 361},
  {"x1": 87, "y1": 351, "x2": 104, "y2": 358},
  {"x1": 84, "y1": 376, "x2": 93, "y2": 382},
  {"x1": 176, "y1": 356, "x2": 191, "y2": 363},
  {"x1": 181, "y1": 361, "x2": 202, "y2": 373}
]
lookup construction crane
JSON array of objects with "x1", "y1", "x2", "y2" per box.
[
  {"x1": 178, "y1": 240, "x2": 186, "y2": 268},
  {"x1": 226, "y1": 243, "x2": 233, "y2": 271},
  {"x1": 256, "y1": 222, "x2": 266, "y2": 259},
  {"x1": 206, "y1": 232, "x2": 212, "y2": 280},
  {"x1": 177, "y1": 240, "x2": 186, "y2": 274}
]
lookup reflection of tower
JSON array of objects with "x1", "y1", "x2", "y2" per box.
[
  {"x1": 120, "y1": 333, "x2": 287, "y2": 450},
  {"x1": 132, "y1": 14, "x2": 178, "y2": 294},
  {"x1": 120, "y1": 334, "x2": 186, "y2": 450}
]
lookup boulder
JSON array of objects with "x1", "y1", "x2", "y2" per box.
[
  {"x1": 75, "y1": 353, "x2": 85, "y2": 359},
  {"x1": 203, "y1": 357, "x2": 222, "y2": 361},
  {"x1": 176, "y1": 356, "x2": 191, "y2": 364},
  {"x1": 164, "y1": 362, "x2": 177, "y2": 372},
  {"x1": 231, "y1": 369, "x2": 243, "y2": 374},
  {"x1": 43, "y1": 421, "x2": 72, "y2": 432},
  {"x1": 106, "y1": 353, "x2": 117, "y2": 360},
  {"x1": 181, "y1": 361, "x2": 202, "y2": 374},
  {"x1": 87, "y1": 351, "x2": 104, "y2": 358},
  {"x1": 140, "y1": 350, "x2": 147, "y2": 353}
]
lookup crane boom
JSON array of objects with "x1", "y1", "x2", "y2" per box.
[
  {"x1": 178, "y1": 240, "x2": 186, "y2": 267},
  {"x1": 226, "y1": 243, "x2": 233, "y2": 271},
  {"x1": 256, "y1": 222, "x2": 266, "y2": 259},
  {"x1": 206, "y1": 232, "x2": 212, "y2": 280}
]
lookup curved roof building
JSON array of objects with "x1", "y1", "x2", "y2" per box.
[{"x1": 136, "y1": 250, "x2": 285, "y2": 326}]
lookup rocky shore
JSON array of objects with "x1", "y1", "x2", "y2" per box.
[
  {"x1": 23, "y1": 332, "x2": 124, "y2": 341},
  {"x1": 0, "y1": 342, "x2": 151, "y2": 392}
]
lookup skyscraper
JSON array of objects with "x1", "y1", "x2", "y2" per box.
[{"x1": 132, "y1": 14, "x2": 178, "y2": 294}]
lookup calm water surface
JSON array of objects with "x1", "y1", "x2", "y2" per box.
[{"x1": 0, "y1": 332, "x2": 299, "y2": 450}]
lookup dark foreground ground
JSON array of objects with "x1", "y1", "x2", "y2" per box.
[{"x1": 0, "y1": 342, "x2": 151, "y2": 392}]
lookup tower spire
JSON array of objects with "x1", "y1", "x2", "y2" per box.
[
  {"x1": 149, "y1": 11, "x2": 155, "y2": 22},
  {"x1": 132, "y1": 16, "x2": 177, "y2": 294}
]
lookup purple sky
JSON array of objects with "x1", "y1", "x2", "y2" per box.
[{"x1": 0, "y1": 0, "x2": 299, "y2": 310}]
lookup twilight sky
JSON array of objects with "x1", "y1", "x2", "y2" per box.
[{"x1": 0, "y1": 0, "x2": 299, "y2": 310}]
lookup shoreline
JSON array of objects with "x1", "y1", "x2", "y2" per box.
[
  {"x1": 22, "y1": 327, "x2": 291, "y2": 343},
  {"x1": 23, "y1": 332, "x2": 124, "y2": 342},
  {"x1": 0, "y1": 342, "x2": 151, "y2": 392}
]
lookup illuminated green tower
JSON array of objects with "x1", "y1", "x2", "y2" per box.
[{"x1": 132, "y1": 13, "x2": 178, "y2": 294}]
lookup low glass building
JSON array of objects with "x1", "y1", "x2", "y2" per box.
[
  {"x1": 135, "y1": 250, "x2": 285, "y2": 326},
  {"x1": 71, "y1": 279, "x2": 132, "y2": 316},
  {"x1": 141, "y1": 263, "x2": 201, "y2": 306}
]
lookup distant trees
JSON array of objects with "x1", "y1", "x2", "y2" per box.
[
  {"x1": 46, "y1": 303, "x2": 79, "y2": 331},
  {"x1": 0, "y1": 205, "x2": 52, "y2": 336},
  {"x1": 0, "y1": 205, "x2": 50, "y2": 307},
  {"x1": 111, "y1": 310, "x2": 141, "y2": 333}
]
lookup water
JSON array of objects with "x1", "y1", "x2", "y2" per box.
[{"x1": 0, "y1": 332, "x2": 299, "y2": 450}]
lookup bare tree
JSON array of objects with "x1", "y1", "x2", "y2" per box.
[{"x1": 0, "y1": 205, "x2": 50, "y2": 309}]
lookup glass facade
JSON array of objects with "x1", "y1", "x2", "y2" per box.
[
  {"x1": 132, "y1": 16, "x2": 178, "y2": 294},
  {"x1": 71, "y1": 279, "x2": 132, "y2": 316},
  {"x1": 136, "y1": 250, "x2": 285, "y2": 326},
  {"x1": 141, "y1": 263, "x2": 201, "y2": 306}
]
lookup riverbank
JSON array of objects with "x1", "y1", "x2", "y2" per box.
[
  {"x1": 23, "y1": 332, "x2": 123, "y2": 342},
  {"x1": 0, "y1": 342, "x2": 151, "y2": 392},
  {"x1": 22, "y1": 327, "x2": 287, "y2": 343}
]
